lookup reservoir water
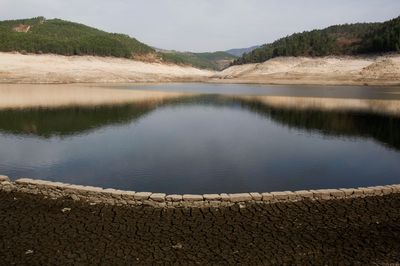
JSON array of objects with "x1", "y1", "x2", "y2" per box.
[{"x1": 0, "y1": 84, "x2": 399, "y2": 194}]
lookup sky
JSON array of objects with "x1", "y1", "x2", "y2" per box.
[{"x1": 1, "y1": 0, "x2": 399, "y2": 52}]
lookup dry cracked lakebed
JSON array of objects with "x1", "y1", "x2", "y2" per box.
[{"x1": 1, "y1": 191, "x2": 400, "y2": 265}]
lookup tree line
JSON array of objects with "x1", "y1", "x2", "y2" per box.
[
  {"x1": 0, "y1": 17, "x2": 154, "y2": 58},
  {"x1": 233, "y1": 17, "x2": 400, "y2": 65}
]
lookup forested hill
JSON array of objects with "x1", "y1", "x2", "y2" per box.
[
  {"x1": 232, "y1": 16, "x2": 400, "y2": 65},
  {"x1": 0, "y1": 17, "x2": 154, "y2": 58},
  {"x1": 0, "y1": 17, "x2": 235, "y2": 69},
  {"x1": 160, "y1": 51, "x2": 237, "y2": 70}
]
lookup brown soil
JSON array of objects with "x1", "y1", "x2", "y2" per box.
[
  {"x1": 1, "y1": 191, "x2": 400, "y2": 265},
  {"x1": 12, "y1": 24, "x2": 31, "y2": 33}
]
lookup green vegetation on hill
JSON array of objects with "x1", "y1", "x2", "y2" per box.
[
  {"x1": 233, "y1": 16, "x2": 400, "y2": 65},
  {"x1": 360, "y1": 17, "x2": 400, "y2": 53},
  {"x1": 161, "y1": 51, "x2": 237, "y2": 70},
  {"x1": 0, "y1": 17, "x2": 154, "y2": 58},
  {"x1": 0, "y1": 16, "x2": 235, "y2": 70}
]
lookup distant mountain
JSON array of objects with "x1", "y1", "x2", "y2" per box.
[
  {"x1": 0, "y1": 17, "x2": 154, "y2": 58},
  {"x1": 225, "y1": 46, "x2": 260, "y2": 57},
  {"x1": 233, "y1": 16, "x2": 400, "y2": 65},
  {"x1": 160, "y1": 51, "x2": 237, "y2": 70}
]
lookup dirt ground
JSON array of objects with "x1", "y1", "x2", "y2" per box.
[
  {"x1": 1, "y1": 191, "x2": 400, "y2": 265},
  {"x1": 1, "y1": 52, "x2": 400, "y2": 86},
  {"x1": 213, "y1": 54, "x2": 400, "y2": 86},
  {"x1": 0, "y1": 52, "x2": 214, "y2": 84}
]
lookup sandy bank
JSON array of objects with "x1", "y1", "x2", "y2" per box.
[
  {"x1": 0, "y1": 52, "x2": 214, "y2": 84},
  {"x1": 0, "y1": 84, "x2": 188, "y2": 109},
  {"x1": 213, "y1": 55, "x2": 400, "y2": 86},
  {"x1": 1, "y1": 52, "x2": 400, "y2": 86}
]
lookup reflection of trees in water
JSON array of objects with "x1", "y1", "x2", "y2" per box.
[
  {"x1": 237, "y1": 98, "x2": 400, "y2": 151},
  {"x1": 0, "y1": 95, "x2": 399, "y2": 151},
  {"x1": 0, "y1": 102, "x2": 158, "y2": 138},
  {"x1": 0, "y1": 95, "x2": 233, "y2": 138}
]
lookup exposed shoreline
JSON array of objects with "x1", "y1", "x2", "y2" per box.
[
  {"x1": 2, "y1": 175, "x2": 400, "y2": 264},
  {"x1": 1, "y1": 52, "x2": 400, "y2": 86},
  {"x1": 213, "y1": 54, "x2": 400, "y2": 86},
  {"x1": 1, "y1": 175, "x2": 399, "y2": 208},
  {"x1": 0, "y1": 52, "x2": 214, "y2": 84}
]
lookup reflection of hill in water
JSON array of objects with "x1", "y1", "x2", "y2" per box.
[
  {"x1": 0, "y1": 103, "x2": 157, "y2": 138},
  {"x1": 0, "y1": 95, "x2": 399, "y2": 150},
  {"x1": 239, "y1": 99, "x2": 400, "y2": 151}
]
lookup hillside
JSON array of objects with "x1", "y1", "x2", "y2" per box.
[
  {"x1": 0, "y1": 17, "x2": 155, "y2": 58},
  {"x1": 215, "y1": 54, "x2": 400, "y2": 86},
  {"x1": 0, "y1": 52, "x2": 214, "y2": 83},
  {"x1": 160, "y1": 51, "x2": 237, "y2": 70},
  {"x1": 0, "y1": 17, "x2": 237, "y2": 70},
  {"x1": 233, "y1": 16, "x2": 400, "y2": 65},
  {"x1": 225, "y1": 46, "x2": 260, "y2": 57}
]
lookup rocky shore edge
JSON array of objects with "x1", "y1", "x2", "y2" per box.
[{"x1": 1, "y1": 175, "x2": 399, "y2": 208}]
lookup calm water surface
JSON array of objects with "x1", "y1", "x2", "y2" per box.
[{"x1": 0, "y1": 84, "x2": 400, "y2": 194}]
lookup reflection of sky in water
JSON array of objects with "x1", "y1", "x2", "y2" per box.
[{"x1": 0, "y1": 101, "x2": 399, "y2": 194}]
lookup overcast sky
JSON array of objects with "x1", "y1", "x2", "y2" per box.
[{"x1": 1, "y1": 0, "x2": 399, "y2": 52}]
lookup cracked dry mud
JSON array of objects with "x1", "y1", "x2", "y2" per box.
[{"x1": 1, "y1": 191, "x2": 400, "y2": 265}]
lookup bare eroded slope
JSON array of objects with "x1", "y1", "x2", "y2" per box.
[
  {"x1": 0, "y1": 52, "x2": 214, "y2": 84},
  {"x1": 214, "y1": 55, "x2": 400, "y2": 86},
  {"x1": 1, "y1": 52, "x2": 399, "y2": 85}
]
